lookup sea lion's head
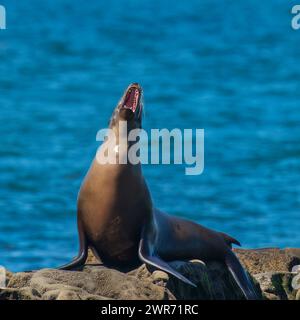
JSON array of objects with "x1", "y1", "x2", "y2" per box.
[{"x1": 109, "y1": 83, "x2": 143, "y2": 132}]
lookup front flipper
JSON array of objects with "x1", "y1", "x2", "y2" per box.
[
  {"x1": 58, "y1": 220, "x2": 88, "y2": 270},
  {"x1": 138, "y1": 238, "x2": 197, "y2": 287}
]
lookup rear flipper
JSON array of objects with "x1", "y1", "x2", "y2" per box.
[
  {"x1": 225, "y1": 250, "x2": 259, "y2": 300},
  {"x1": 219, "y1": 232, "x2": 241, "y2": 248},
  {"x1": 138, "y1": 238, "x2": 197, "y2": 287}
]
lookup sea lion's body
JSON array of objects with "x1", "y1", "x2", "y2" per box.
[
  {"x1": 78, "y1": 159, "x2": 152, "y2": 265},
  {"x1": 59, "y1": 83, "x2": 258, "y2": 299},
  {"x1": 138, "y1": 209, "x2": 258, "y2": 299},
  {"x1": 148, "y1": 210, "x2": 234, "y2": 262}
]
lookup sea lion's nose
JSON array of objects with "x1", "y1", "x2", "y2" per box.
[{"x1": 130, "y1": 82, "x2": 141, "y2": 89}]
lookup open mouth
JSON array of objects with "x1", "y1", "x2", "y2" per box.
[{"x1": 122, "y1": 84, "x2": 141, "y2": 113}]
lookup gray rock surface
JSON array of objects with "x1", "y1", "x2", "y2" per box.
[{"x1": 0, "y1": 248, "x2": 299, "y2": 300}]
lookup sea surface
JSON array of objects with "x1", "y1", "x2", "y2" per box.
[{"x1": 0, "y1": 1, "x2": 299, "y2": 271}]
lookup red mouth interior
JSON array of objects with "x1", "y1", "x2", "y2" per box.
[{"x1": 123, "y1": 87, "x2": 140, "y2": 112}]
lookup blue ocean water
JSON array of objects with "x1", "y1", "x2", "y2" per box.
[{"x1": 0, "y1": 1, "x2": 299, "y2": 271}]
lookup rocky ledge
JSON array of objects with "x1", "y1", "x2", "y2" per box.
[{"x1": 1, "y1": 248, "x2": 300, "y2": 300}]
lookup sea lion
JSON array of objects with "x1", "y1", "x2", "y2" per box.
[
  {"x1": 59, "y1": 83, "x2": 258, "y2": 299},
  {"x1": 140, "y1": 208, "x2": 258, "y2": 299},
  {"x1": 59, "y1": 83, "x2": 152, "y2": 268}
]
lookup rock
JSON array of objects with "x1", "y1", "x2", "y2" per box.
[
  {"x1": 233, "y1": 248, "x2": 300, "y2": 300},
  {"x1": 1, "y1": 248, "x2": 299, "y2": 300},
  {"x1": 1, "y1": 266, "x2": 173, "y2": 300},
  {"x1": 167, "y1": 260, "x2": 253, "y2": 300},
  {"x1": 86, "y1": 249, "x2": 99, "y2": 264},
  {"x1": 234, "y1": 248, "x2": 300, "y2": 273},
  {"x1": 152, "y1": 270, "x2": 169, "y2": 286},
  {"x1": 0, "y1": 268, "x2": 13, "y2": 289},
  {"x1": 254, "y1": 272, "x2": 296, "y2": 300},
  {"x1": 292, "y1": 273, "x2": 300, "y2": 290},
  {"x1": 285, "y1": 248, "x2": 300, "y2": 260},
  {"x1": 292, "y1": 265, "x2": 300, "y2": 273},
  {"x1": 45, "y1": 289, "x2": 81, "y2": 300},
  {"x1": 0, "y1": 261, "x2": 258, "y2": 300}
]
